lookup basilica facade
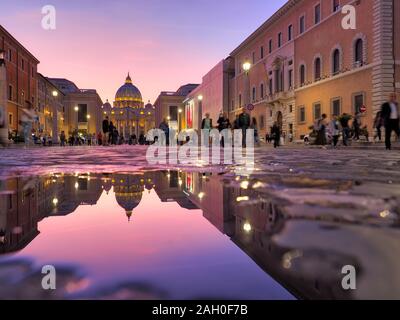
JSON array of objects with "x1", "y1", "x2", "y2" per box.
[{"x1": 102, "y1": 73, "x2": 155, "y2": 138}]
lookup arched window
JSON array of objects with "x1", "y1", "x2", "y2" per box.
[
  {"x1": 300, "y1": 65, "x2": 306, "y2": 86},
  {"x1": 332, "y1": 49, "x2": 340, "y2": 74},
  {"x1": 355, "y1": 39, "x2": 363, "y2": 65},
  {"x1": 314, "y1": 58, "x2": 321, "y2": 81}
]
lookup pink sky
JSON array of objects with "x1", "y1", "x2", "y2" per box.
[{"x1": 0, "y1": 0, "x2": 286, "y2": 104}]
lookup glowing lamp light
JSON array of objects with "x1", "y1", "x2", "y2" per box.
[
  {"x1": 74, "y1": 106, "x2": 79, "y2": 112},
  {"x1": 87, "y1": 114, "x2": 91, "y2": 119},
  {"x1": 242, "y1": 61, "x2": 251, "y2": 72},
  {"x1": 243, "y1": 223, "x2": 252, "y2": 233},
  {"x1": 75, "y1": 182, "x2": 79, "y2": 189},
  {"x1": 198, "y1": 192, "x2": 205, "y2": 200},
  {"x1": 52, "y1": 90, "x2": 58, "y2": 97},
  {"x1": 178, "y1": 109, "x2": 183, "y2": 113},
  {"x1": 0, "y1": 50, "x2": 5, "y2": 60},
  {"x1": 198, "y1": 95, "x2": 203, "y2": 101},
  {"x1": 167, "y1": 116, "x2": 171, "y2": 121},
  {"x1": 52, "y1": 198, "x2": 59, "y2": 206},
  {"x1": 236, "y1": 196, "x2": 249, "y2": 202}
]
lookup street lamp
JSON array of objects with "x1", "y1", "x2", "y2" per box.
[
  {"x1": 74, "y1": 106, "x2": 79, "y2": 112},
  {"x1": 52, "y1": 90, "x2": 58, "y2": 97},
  {"x1": 0, "y1": 50, "x2": 5, "y2": 66},
  {"x1": 242, "y1": 61, "x2": 251, "y2": 73}
]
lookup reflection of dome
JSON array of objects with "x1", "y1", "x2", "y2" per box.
[
  {"x1": 113, "y1": 175, "x2": 144, "y2": 221},
  {"x1": 115, "y1": 73, "x2": 142, "y2": 103}
]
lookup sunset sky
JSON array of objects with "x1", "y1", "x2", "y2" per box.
[{"x1": 1, "y1": 0, "x2": 286, "y2": 103}]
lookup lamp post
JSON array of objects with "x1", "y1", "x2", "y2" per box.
[
  {"x1": 242, "y1": 61, "x2": 251, "y2": 108},
  {"x1": 197, "y1": 95, "x2": 203, "y2": 132},
  {"x1": 87, "y1": 114, "x2": 91, "y2": 135},
  {"x1": 0, "y1": 49, "x2": 9, "y2": 146},
  {"x1": 178, "y1": 108, "x2": 183, "y2": 132}
]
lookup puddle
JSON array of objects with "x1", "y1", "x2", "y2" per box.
[{"x1": 0, "y1": 170, "x2": 399, "y2": 300}]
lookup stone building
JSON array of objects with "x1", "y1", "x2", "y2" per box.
[
  {"x1": 184, "y1": 58, "x2": 235, "y2": 132},
  {"x1": 49, "y1": 78, "x2": 103, "y2": 137},
  {"x1": 0, "y1": 25, "x2": 39, "y2": 136},
  {"x1": 229, "y1": 0, "x2": 400, "y2": 140},
  {"x1": 101, "y1": 73, "x2": 155, "y2": 138},
  {"x1": 37, "y1": 73, "x2": 65, "y2": 143},
  {"x1": 154, "y1": 84, "x2": 198, "y2": 132}
]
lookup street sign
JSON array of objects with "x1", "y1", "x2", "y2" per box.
[
  {"x1": 360, "y1": 105, "x2": 367, "y2": 113},
  {"x1": 247, "y1": 104, "x2": 255, "y2": 112}
]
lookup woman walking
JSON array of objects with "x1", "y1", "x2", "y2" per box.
[{"x1": 315, "y1": 114, "x2": 328, "y2": 146}]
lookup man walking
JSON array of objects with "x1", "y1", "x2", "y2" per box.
[
  {"x1": 102, "y1": 116, "x2": 110, "y2": 146},
  {"x1": 381, "y1": 93, "x2": 399, "y2": 150},
  {"x1": 238, "y1": 108, "x2": 251, "y2": 147}
]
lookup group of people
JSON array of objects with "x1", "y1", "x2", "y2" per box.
[
  {"x1": 101, "y1": 116, "x2": 147, "y2": 147},
  {"x1": 311, "y1": 93, "x2": 399, "y2": 149}
]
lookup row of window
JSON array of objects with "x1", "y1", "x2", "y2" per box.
[
  {"x1": 298, "y1": 93, "x2": 366, "y2": 123},
  {"x1": 243, "y1": 0, "x2": 342, "y2": 70},
  {"x1": 299, "y1": 38, "x2": 365, "y2": 86},
  {"x1": 8, "y1": 84, "x2": 35, "y2": 105},
  {"x1": 4, "y1": 48, "x2": 36, "y2": 75}
]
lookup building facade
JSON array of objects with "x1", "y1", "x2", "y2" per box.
[
  {"x1": 154, "y1": 84, "x2": 198, "y2": 132},
  {"x1": 37, "y1": 73, "x2": 65, "y2": 143},
  {"x1": 102, "y1": 73, "x2": 155, "y2": 138},
  {"x1": 49, "y1": 78, "x2": 103, "y2": 137},
  {"x1": 229, "y1": 0, "x2": 400, "y2": 140},
  {"x1": 0, "y1": 25, "x2": 39, "y2": 136},
  {"x1": 184, "y1": 58, "x2": 235, "y2": 132}
]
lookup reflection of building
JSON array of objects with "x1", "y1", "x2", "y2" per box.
[
  {"x1": 102, "y1": 74, "x2": 155, "y2": 138},
  {"x1": 154, "y1": 84, "x2": 198, "y2": 131}
]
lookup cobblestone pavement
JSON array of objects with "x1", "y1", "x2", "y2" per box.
[{"x1": 1, "y1": 145, "x2": 400, "y2": 299}]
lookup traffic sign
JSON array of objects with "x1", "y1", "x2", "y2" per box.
[{"x1": 247, "y1": 104, "x2": 255, "y2": 112}]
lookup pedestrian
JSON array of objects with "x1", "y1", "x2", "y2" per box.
[
  {"x1": 108, "y1": 121, "x2": 115, "y2": 145},
  {"x1": 87, "y1": 134, "x2": 92, "y2": 146},
  {"x1": 339, "y1": 113, "x2": 352, "y2": 146},
  {"x1": 329, "y1": 115, "x2": 341, "y2": 148},
  {"x1": 159, "y1": 118, "x2": 170, "y2": 146},
  {"x1": 353, "y1": 112, "x2": 361, "y2": 141},
  {"x1": 201, "y1": 113, "x2": 213, "y2": 131},
  {"x1": 373, "y1": 111, "x2": 383, "y2": 142},
  {"x1": 102, "y1": 116, "x2": 110, "y2": 146},
  {"x1": 251, "y1": 117, "x2": 259, "y2": 146},
  {"x1": 380, "y1": 93, "x2": 399, "y2": 150},
  {"x1": 271, "y1": 122, "x2": 281, "y2": 148},
  {"x1": 233, "y1": 115, "x2": 240, "y2": 130},
  {"x1": 217, "y1": 112, "x2": 231, "y2": 148},
  {"x1": 60, "y1": 131, "x2": 66, "y2": 147},
  {"x1": 97, "y1": 132, "x2": 103, "y2": 146},
  {"x1": 238, "y1": 108, "x2": 251, "y2": 147},
  {"x1": 266, "y1": 133, "x2": 271, "y2": 144},
  {"x1": 20, "y1": 104, "x2": 36, "y2": 148},
  {"x1": 315, "y1": 114, "x2": 328, "y2": 146}
]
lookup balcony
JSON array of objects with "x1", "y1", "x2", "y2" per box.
[{"x1": 265, "y1": 90, "x2": 295, "y2": 104}]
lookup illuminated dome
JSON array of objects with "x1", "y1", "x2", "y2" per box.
[
  {"x1": 102, "y1": 100, "x2": 112, "y2": 112},
  {"x1": 115, "y1": 73, "x2": 142, "y2": 103}
]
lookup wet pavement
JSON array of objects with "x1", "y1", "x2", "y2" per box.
[{"x1": 0, "y1": 145, "x2": 400, "y2": 299}]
